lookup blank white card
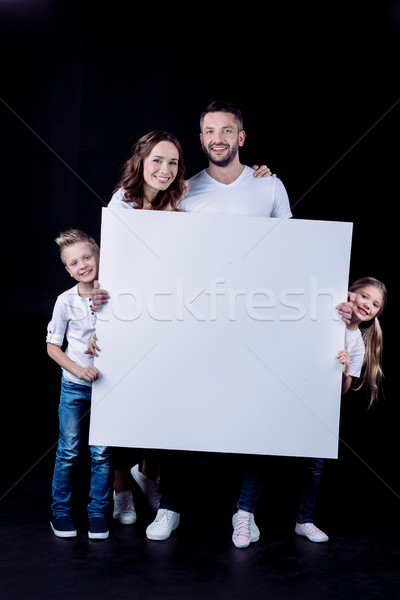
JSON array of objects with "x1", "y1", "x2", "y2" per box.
[{"x1": 89, "y1": 208, "x2": 352, "y2": 458}]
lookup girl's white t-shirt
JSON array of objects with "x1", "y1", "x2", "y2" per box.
[{"x1": 345, "y1": 328, "x2": 365, "y2": 378}]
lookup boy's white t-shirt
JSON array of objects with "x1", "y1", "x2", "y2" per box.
[
  {"x1": 46, "y1": 284, "x2": 96, "y2": 387},
  {"x1": 345, "y1": 328, "x2": 365, "y2": 378},
  {"x1": 178, "y1": 167, "x2": 292, "y2": 217}
]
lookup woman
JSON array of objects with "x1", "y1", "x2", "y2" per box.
[{"x1": 93, "y1": 129, "x2": 273, "y2": 525}]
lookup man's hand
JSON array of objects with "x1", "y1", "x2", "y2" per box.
[
  {"x1": 336, "y1": 291, "x2": 356, "y2": 325},
  {"x1": 91, "y1": 280, "x2": 110, "y2": 312}
]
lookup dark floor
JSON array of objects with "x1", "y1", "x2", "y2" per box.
[
  {"x1": 1, "y1": 449, "x2": 399, "y2": 600},
  {"x1": 1, "y1": 319, "x2": 397, "y2": 598}
]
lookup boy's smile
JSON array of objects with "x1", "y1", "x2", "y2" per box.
[{"x1": 63, "y1": 242, "x2": 99, "y2": 295}]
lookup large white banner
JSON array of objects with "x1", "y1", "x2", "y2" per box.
[{"x1": 89, "y1": 208, "x2": 353, "y2": 458}]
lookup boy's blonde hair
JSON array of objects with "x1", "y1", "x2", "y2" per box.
[{"x1": 55, "y1": 229, "x2": 100, "y2": 264}]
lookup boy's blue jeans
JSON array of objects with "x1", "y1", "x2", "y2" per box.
[{"x1": 51, "y1": 378, "x2": 113, "y2": 519}]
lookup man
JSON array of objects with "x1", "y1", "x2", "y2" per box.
[{"x1": 144, "y1": 101, "x2": 293, "y2": 544}]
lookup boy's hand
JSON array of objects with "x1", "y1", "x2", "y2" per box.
[
  {"x1": 85, "y1": 334, "x2": 100, "y2": 357},
  {"x1": 91, "y1": 280, "x2": 110, "y2": 312},
  {"x1": 78, "y1": 365, "x2": 100, "y2": 382}
]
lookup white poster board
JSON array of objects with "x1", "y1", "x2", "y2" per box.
[{"x1": 89, "y1": 208, "x2": 353, "y2": 459}]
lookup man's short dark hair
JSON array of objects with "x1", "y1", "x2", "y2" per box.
[{"x1": 200, "y1": 100, "x2": 244, "y2": 132}]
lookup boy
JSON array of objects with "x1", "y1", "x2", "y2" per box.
[{"x1": 47, "y1": 229, "x2": 112, "y2": 539}]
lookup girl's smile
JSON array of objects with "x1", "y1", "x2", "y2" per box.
[{"x1": 350, "y1": 284, "x2": 384, "y2": 328}]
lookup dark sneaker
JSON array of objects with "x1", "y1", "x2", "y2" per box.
[
  {"x1": 88, "y1": 517, "x2": 109, "y2": 539},
  {"x1": 50, "y1": 516, "x2": 77, "y2": 538}
]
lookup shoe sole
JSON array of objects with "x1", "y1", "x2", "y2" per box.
[
  {"x1": 131, "y1": 466, "x2": 160, "y2": 511},
  {"x1": 131, "y1": 466, "x2": 146, "y2": 493},
  {"x1": 232, "y1": 531, "x2": 260, "y2": 548},
  {"x1": 113, "y1": 514, "x2": 137, "y2": 525},
  {"x1": 88, "y1": 530, "x2": 109, "y2": 540},
  {"x1": 295, "y1": 529, "x2": 329, "y2": 543},
  {"x1": 50, "y1": 522, "x2": 77, "y2": 538}
]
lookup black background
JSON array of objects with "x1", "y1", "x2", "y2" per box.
[{"x1": 0, "y1": 0, "x2": 398, "y2": 522}]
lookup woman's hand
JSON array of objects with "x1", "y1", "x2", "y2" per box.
[{"x1": 252, "y1": 165, "x2": 276, "y2": 178}]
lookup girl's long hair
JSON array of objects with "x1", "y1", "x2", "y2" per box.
[
  {"x1": 349, "y1": 277, "x2": 387, "y2": 406},
  {"x1": 115, "y1": 131, "x2": 186, "y2": 211}
]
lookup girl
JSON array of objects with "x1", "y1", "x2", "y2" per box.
[
  {"x1": 294, "y1": 277, "x2": 387, "y2": 543},
  {"x1": 338, "y1": 277, "x2": 386, "y2": 402}
]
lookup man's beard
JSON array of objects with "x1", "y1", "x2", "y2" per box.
[{"x1": 201, "y1": 139, "x2": 240, "y2": 167}]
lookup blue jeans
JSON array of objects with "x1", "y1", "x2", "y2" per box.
[
  {"x1": 51, "y1": 378, "x2": 113, "y2": 518},
  {"x1": 236, "y1": 455, "x2": 277, "y2": 513},
  {"x1": 236, "y1": 456, "x2": 324, "y2": 521},
  {"x1": 295, "y1": 457, "x2": 324, "y2": 523}
]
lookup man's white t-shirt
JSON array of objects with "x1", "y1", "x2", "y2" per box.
[{"x1": 178, "y1": 166, "x2": 292, "y2": 217}]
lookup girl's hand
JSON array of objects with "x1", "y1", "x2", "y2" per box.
[
  {"x1": 336, "y1": 291, "x2": 356, "y2": 325},
  {"x1": 85, "y1": 334, "x2": 100, "y2": 357},
  {"x1": 337, "y1": 349, "x2": 351, "y2": 376},
  {"x1": 78, "y1": 365, "x2": 100, "y2": 382},
  {"x1": 252, "y1": 165, "x2": 276, "y2": 178}
]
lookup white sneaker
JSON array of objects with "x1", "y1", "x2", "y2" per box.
[
  {"x1": 295, "y1": 522, "x2": 329, "y2": 542},
  {"x1": 146, "y1": 508, "x2": 180, "y2": 540},
  {"x1": 131, "y1": 464, "x2": 161, "y2": 511},
  {"x1": 232, "y1": 511, "x2": 260, "y2": 548},
  {"x1": 113, "y1": 490, "x2": 137, "y2": 525}
]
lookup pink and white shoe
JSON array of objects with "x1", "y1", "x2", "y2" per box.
[
  {"x1": 295, "y1": 522, "x2": 329, "y2": 542},
  {"x1": 232, "y1": 511, "x2": 260, "y2": 548}
]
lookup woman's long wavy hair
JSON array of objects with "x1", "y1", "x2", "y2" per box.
[
  {"x1": 349, "y1": 277, "x2": 387, "y2": 406},
  {"x1": 114, "y1": 131, "x2": 186, "y2": 211}
]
